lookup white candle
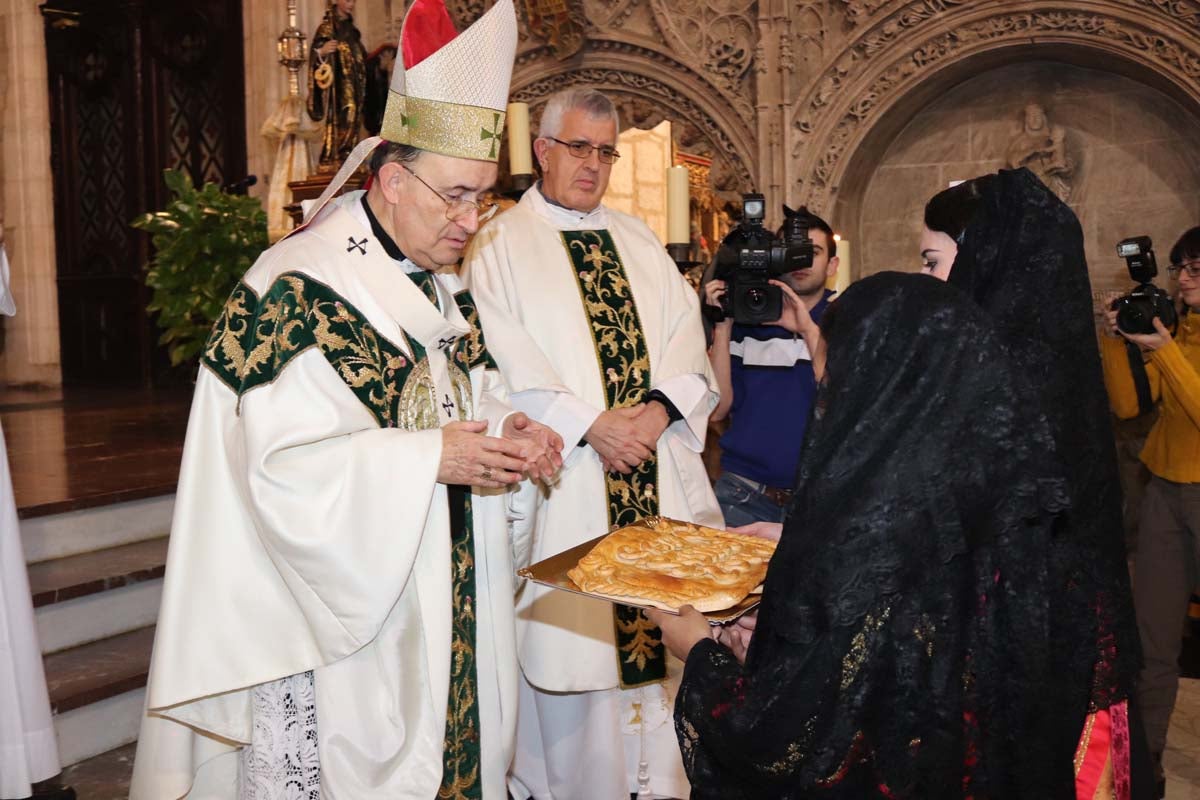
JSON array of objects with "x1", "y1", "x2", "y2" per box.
[
  {"x1": 667, "y1": 165, "x2": 690, "y2": 245},
  {"x1": 828, "y1": 237, "x2": 851, "y2": 294},
  {"x1": 507, "y1": 102, "x2": 532, "y2": 176}
]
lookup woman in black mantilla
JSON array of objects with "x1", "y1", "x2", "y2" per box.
[
  {"x1": 650, "y1": 273, "x2": 1079, "y2": 798},
  {"x1": 921, "y1": 168, "x2": 1144, "y2": 797}
]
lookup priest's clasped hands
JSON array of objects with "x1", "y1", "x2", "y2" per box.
[
  {"x1": 584, "y1": 401, "x2": 671, "y2": 473},
  {"x1": 437, "y1": 412, "x2": 563, "y2": 489}
]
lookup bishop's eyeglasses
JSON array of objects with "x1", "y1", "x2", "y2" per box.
[
  {"x1": 402, "y1": 164, "x2": 498, "y2": 223},
  {"x1": 547, "y1": 137, "x2": 621, "y2": 164}
]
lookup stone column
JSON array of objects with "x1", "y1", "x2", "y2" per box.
[
  {"x1": 754, "y1": 0, "x2": 790, "y2": 228},
  {"x1": 0, "y1": 1, "x2": 60, "y2": 387}
]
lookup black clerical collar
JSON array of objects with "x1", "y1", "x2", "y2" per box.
[{"x1": 360, "y1": 195, "x2": 407, "y2": 262}]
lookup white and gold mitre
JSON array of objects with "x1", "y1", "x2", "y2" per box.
[
  {"x1": 299, "y1": 0, "x2": 517, "y2": 225},
  {"x1": 381, "y1": 0, "x2": 517, "y2": 162}
]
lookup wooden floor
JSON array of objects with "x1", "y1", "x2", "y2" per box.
[{"x1": 0, "y1": 387, "x2": 190, "y2": 518}]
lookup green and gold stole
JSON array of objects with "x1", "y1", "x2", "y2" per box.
[
  {"x1": 202, "y1": 269, "x2": 492, "y2": 799},
  {"x1": 561, "y1": 229, "x2": 666, "y2": 688}
]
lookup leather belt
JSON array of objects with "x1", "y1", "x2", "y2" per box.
[
  {"x1": 728, "y1": 473, "x2": 793, "y2": 507},
  {"x1": 762, "y1": 485, "x2": 793, "y2": 507}
]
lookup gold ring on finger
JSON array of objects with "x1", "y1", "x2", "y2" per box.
[{"x1": 482, "y1": 465, "x2": 493, "y2": 481}]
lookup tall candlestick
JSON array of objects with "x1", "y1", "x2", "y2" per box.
[
  {"x1": 667, "y1": 165, "x2": 689, "y2": 245},
  {"x1": 828, "y1": 237, "x2": 851, "y2": 294},
  {"x1": 507, "y1": 102, "x2": 532, "y2": 176}
]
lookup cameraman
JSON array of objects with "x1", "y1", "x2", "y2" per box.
[
  {"x1": 704, "y1": 208, "x2": 839, "y2": 525},
  {"x1": 1101, "y1": 225, "x2": 1200, "y2": 780}
]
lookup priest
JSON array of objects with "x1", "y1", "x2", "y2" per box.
[
  {"x1": 129, "y1": 2, "x2": 561, "y2": 798},
  {"x1": 463, "y1": 87, "x2": 723, "y2": 800}
]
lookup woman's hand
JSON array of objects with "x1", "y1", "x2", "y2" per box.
[
  {"x1": 731, "y1": 521, "x2": 783, "y2": 542},
  {"x1": 645, "y1": 605, "x2": 715, "y2": 661},
  {"x1": 1119, "y1": 316, "x2": 1174, "y2": 352}
]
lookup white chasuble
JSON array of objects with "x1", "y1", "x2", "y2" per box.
[
  {"x1": 130, "y1": 192, "x2": 519, "y2": 800},
  {"x1": 463, "y1": 186, "x2": 722, "y2": 799}
]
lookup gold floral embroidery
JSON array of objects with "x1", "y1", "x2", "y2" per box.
[
  {"x1": 439, "y1": 489, "x2": 482, "y2": 800},
  {"x1": 840, "y1": 604, "x2": 892, "y2": 691},
  {"x1": 561, "y1": 229, "x2": 664, "y2": 688}
]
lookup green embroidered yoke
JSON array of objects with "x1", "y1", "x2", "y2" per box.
[
  {"x1": 200, "y1": 269, "x2": 488, "y2": 797},
  {"x1": 561, "y1": 229, "x2": 666, "y2": 688}
]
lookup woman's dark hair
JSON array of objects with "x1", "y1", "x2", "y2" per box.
[
  {"x1": 923, "y1": 176, "x2": 993, "y2": 243},
  {"x1": 1169, "y1": 225, "x2": 1200, "y2": 266}
]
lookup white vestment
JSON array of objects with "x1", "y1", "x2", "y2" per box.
[
  {"x1": 131, "y1": 192, "x2": 521, "y2": 800},
  {"x1": 463, "y1": 186, "x2": 723, "y2": 799},
  {"x1": 0, "y1": 241, "x2": 60, "y2": 800}
]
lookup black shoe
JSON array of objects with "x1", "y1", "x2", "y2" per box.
[{"x1": 29, "y1": 777, "x2": 76, "y2": 800}]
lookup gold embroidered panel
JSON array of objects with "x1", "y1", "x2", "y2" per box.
[{"x1": 561, "y1": 228, "x2": 665, "y2": 687}]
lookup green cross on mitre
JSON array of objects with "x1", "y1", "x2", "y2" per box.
[
  {"x1": 401, "y1": 112, "x2": 415, "y2": 128},
  {"x1": 480, "y1": 112, "x2": 502, "y2": 158}
]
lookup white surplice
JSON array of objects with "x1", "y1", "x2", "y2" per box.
[
  {"x1": 0, "y1": 241, "x2": 61, "y2": 800},
  {"x1": 130, "y1": 192, "x2": 522, "y2": 800},
  {"x1": 463, "y1": 186, "x2": 723, "y2": 799}
]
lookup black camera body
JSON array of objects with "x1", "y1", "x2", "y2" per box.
[
  {"x1": 1111, "y1": 236, "x2": 1178, "y2": 335},
  {"x1": 711, "y1": 196, "x2": 815, "y2": 326}
]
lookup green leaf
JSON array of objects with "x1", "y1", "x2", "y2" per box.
[{"x1": 132, "y1": 168, "x2": 268, "y2": 369}]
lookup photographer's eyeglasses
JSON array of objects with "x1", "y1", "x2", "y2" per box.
[
  {"x1": 1167, "y1": 260, "x2": 1200, "y2": 279},
  {"x1": 547, "y1": 137, "x2": 621, "y2": 164},
  {"x1": 401, "y1": 164, "x2": 498, "y2": 223}
]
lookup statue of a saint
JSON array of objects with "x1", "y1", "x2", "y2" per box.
[
  {"x1": 1006, "y1": 102, "x2": 1074, "y2": 201},
  {"x1": 307, "y1": 0, "x2": 368, "y2": 169}
]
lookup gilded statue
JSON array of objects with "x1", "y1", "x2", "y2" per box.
[
  {"x1": 1006, "y1": 102, "x2": 1074, "y2": 201},
  {"x1": 308, "y1": 0, "x2": 368, "y2": 168}
]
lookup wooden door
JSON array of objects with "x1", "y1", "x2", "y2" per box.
[{"x1": 43, "y1": 0, "x2": 248, "y2": 385}]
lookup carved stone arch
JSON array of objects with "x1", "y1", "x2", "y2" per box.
[
  {"x1": 788, "y1": 2, "x2": 1200, "y2": 218},
  {"x1": 511, "y1": 47, "x2": 758, "y2": 202}
]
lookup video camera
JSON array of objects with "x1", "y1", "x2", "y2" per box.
[
  {"x1": 707, "y1": 195, "x2": 815, "y2": 326},
  {"x1": 1111, "y1": 236, "x2": 1178, "y2": 335}
]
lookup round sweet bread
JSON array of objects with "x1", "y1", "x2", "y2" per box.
[{"x1": 566, "y1": 517, "x2": 777, "y2": 612}]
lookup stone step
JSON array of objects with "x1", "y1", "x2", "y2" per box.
[
  {"x1": 21, "y1": 494, "x2": 174, "y2": 564},
  {"x1": 28, "y1": 537, "x2": 167, "y2": 654},
  {"x1": 60, "y1": 742, "x2": 136, "y2": 800},
  {"x1": 44, "y1": 626, "x2": 154, "y2": 766}
]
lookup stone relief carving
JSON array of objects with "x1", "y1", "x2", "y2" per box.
[
  {"x1": 647, "y1": 0, "x2": 756, "y2": 86},
  {"x1": 583, "y1": 0, "x2": 642, "y2": 30},
  {"x1": 523, "y1": 0, "x2": 585, "y2": 59},
  {"x1": 790, "y1": 5, "x2": 1200, "y2": 210},
  {"x1": 1006, "y1": 102, "x2": 1074, "y2": 201},
  {"x1": 838, "y1": 0, "x2": 892, "y2": 24},
  {"x1": 1134, "y1": 0, "x2": 1200, "y2": 25}
]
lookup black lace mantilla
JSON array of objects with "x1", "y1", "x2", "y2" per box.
[
  {"x1": 676, "y1": 274, "x2": 1078, "y2": 798},
  {"x1": 948, "y1": 169, "x2": 1140, "y2": 733}
]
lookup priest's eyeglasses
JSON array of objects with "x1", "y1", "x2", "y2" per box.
[
  {"x1": 1167, "y1": 260, "x2": 1200, "y2": 279},
  {"x1": 402, "y1": 164, "x2": 499, "y2": 223},
  {"x1": 547, "y1": 137, "x2": 621, "y2": 164}
]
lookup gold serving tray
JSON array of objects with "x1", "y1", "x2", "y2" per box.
[{"x1": 516, "y1": 520, "x2": 763, "y2": 626}]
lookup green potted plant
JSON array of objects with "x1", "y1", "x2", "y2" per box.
[{"x1": 132, "y1": 169, "x2": 268, "y2": 367}]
